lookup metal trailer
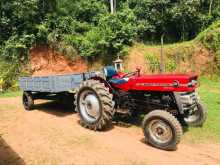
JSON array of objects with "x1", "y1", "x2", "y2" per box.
[
  {"x1": 19, "y1": 72, "x2": 96, "y2": 93},
  {"x1": 19, "y1": 72, "x2": 96, "y2": 109}
]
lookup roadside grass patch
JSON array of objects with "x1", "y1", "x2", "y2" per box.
[
  {"x1": 183, "y1": 77, "x2": 220, "y2": 143},
  {"x1": 0, "y1": 91, "x2": 22, "y2": 98}
]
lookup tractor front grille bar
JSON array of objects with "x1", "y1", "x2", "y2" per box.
[{"x1": 174, "y1": 91, "x2": 198, "y2": 114}]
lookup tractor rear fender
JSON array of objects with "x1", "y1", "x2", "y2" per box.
[
  {"x1": 90, "y1": 76, "x2": 116, "y2": 109},
  {"x1": 90, "y1": 76, "x2": 114, "y2": 93}
]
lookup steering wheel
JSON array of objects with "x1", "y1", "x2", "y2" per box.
[
  {"x1": 121, "y1": 72, "x2": 137, "y2": 78},
  {"x1": 121, "y1": 67, "x2": 141, "y2": 78}
]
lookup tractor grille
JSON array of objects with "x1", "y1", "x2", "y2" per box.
[{"x1": 179, "y1": 91, "x2": 197, "y2": 112}]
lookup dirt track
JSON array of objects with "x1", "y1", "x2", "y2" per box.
[{"x1": 0, "y1": 97, "x2": 220, "y2": 165}]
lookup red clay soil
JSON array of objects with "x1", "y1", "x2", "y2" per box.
[
  {"x1": 30, "y1": 46, "x2": 88, "y2": 76},
  {"x1": 125, "y1": 48, "x2": 150, "y2": 74},
  {"x1": 29, "y1": 44, "x2": 214, "y2": 77}
]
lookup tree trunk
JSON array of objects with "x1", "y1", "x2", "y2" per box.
[
  {"x1": 110, "y1": 0, "x2": 113, "y2": 14},
  {"x1": 209, "y1": 0, "x2": 213, "y2": 16}
]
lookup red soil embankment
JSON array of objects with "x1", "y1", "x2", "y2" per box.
[
  {"x1": 124, "y1": 44, "x2": 214, "y2": 75},
  {"x1": 29, "y1": 46, "x2": 88, "y2": 76}
]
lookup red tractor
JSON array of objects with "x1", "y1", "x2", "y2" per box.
[{"x1": 75, "y1": 66, "x2": 207, "y2": 150}]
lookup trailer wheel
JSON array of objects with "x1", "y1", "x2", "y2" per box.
[
  {"x1": 142, "y1": 110, "x2": 183, "y2": 150},
  {"x1": 184, "y1": 103, "x2": 207, "y2": 127},
  {"x1": 75, "y1": 80, "x2": 114, "y2": 131},
  {"x1": 22, "y1": 92, "x2": 34, "y2": 110}
]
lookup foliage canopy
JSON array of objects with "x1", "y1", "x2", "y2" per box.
[{"x1": 0, "y1": 0, "x2": 220, "y2": 60}]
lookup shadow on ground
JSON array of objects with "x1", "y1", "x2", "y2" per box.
[
  {"x1": 0, "y1": 136, "x2": 25, "y2": 165},
  {"x1": 33, "y1": 101, "x2": 189, "y2": 133},
  {"x1": 34, "y1": 101, "x2": 144, "y2": 128},
  {"x1": 113, "y1": 113, "x2": 189, "y2": 133},
  {"x1": 33, "y1": 101, "x2": 76, "y2": 117},
  {"x1": 113, "y1": 113, "x2": 143, "y2": 128}
]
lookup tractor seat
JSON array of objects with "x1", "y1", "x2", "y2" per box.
[
  {"x1": 109, "y1": 78, "x2": 127, "y2": 85},
  {"x1": 103, "y1": 66, "x2": 118, "y2": 78},
  {"x1": 103, "y1": 66, "x2": 127, "y2": 85}
]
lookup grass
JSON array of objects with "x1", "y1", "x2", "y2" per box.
[
  {"x1": 0, "y1": 91, "x2": 22, "y2": 98},
  {"x1": 183, "y1": 77, "x2": 220, "y2": 143}
]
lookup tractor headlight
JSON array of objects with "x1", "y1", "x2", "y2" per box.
[
  {"x1": 188, "y1": 80, "x2": 197, "y2": 87},
  {"x1": 173, "y1": 80, "x2": 179, "y2": 87}
]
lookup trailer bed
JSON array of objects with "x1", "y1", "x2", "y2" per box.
[{"x1": 19, "y1": 72, "x2": 96, "y2": 93}]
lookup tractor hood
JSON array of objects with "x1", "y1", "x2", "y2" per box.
[
  {"x1": 130, "y1": 73, "x2": 198, "y2": 92},
  {"x1": 135, "y1": 74, "x2": 197, "y2": 83}
]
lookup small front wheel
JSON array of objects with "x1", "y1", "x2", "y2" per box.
[
  {"x1": 142, "y1": 110, "x2": 183, "y2": 150},
  {"x1": 22, "y1": 92, "x2": 34, "y2": 110}
]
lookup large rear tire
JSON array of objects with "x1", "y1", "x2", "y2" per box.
[
  {"x1": 142, "y1": 110, "x2": 183, "y2": 150},
  {"x1": 184, "y1": 103, "x2": 207, "y2": 127},
  {"x1": 22, "y1": 92, "x2": 34, "y2": 110},
  {"x1": 75, "y1": 80, "x2": 114, "y2": 131}
]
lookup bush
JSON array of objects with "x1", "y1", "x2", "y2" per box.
[
  {"x1": 0, "y1": 60, "x2": 20, "y2": 91},
  {"x1": 144, "y1": 53, "x2": 159, "y2": 72},
  {"x1": 1, "y1": 0, "x2": 220, "y2": 90},
  {"x1": 62, "y1": 6, "x2": 137, "y2": 58},
  {"x1": 197, "y1": 21, "x2": 220, "y2": 52},
  {"x1": 166, "y1": 60, "x2": 177, "y2": 72},
  {"x1": 196, "y1": 20, "x2": 220, "y2": 74},
  {"x1": 97, "y1": 6, "x2": 137, "y2": 56},
  {"x1": 1, "y1": 34, "x2": 35, "y2": 61}
]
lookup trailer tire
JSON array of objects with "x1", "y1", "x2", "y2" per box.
[
  {"x1": 184, "y1": 103, "x2": 207, "y2": 127},
  {"x1": 142, "y1": 110, "x2": 183, "y2": 151},
  {"x1": 75, "y1": 80, "x2": 114, "y2": 131},
  {"x1": 22, "y1": 92, "x2": 34, "y2": 110}
]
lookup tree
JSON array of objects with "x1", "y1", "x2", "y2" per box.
[{"x1": 170, "y1": 0, "x2": 209, "y2": 41}]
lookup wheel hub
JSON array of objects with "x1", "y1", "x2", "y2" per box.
[
  {"x1": 148, "y1": 119, "x2": 173, "y2": 144},
  {"x1": 156, "y1": 127, "x2": 164, "y2": 135},
  {"x1": 79, "y1": 90, "x2": 101, "y2": 122},
  {"x1": 84, "y1": 95, "x2": 100, "y2": 118}
]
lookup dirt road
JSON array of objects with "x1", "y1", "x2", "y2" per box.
[{"x1": 0, "y1": 97, "x2": 220, "y2": 165}]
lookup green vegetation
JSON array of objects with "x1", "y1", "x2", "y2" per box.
[
  {"x1": 1, "y1": 0, "x2": 220, "y2": 59},
  {"x1": 144, "y1": 53, "x2": 160, "y2": 72},
  {"x1": 134, "y1": 41, "x2": 197, "y2": 73},
  {"x1": 197, "y1": 20, "x2": 220, "y2": 52},
  {"x1": 133, "y1": 21, "x2": 220, "y2": 74},
  {"x1": 184, "y1": 77, "x2": 220, "y2": 143},
  {"x1": 1, "y1": 0, "x2": 220, "y2": 90},
  {"x1": 196, "y1": 20, "x2": 220, "y2": 74},
  {"x1": 0, "y1": 91, "x2": 22, "y2": 98}
]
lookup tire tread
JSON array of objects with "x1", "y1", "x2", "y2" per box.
[
  {"x1": 74, "y1": 80, "x2": 114, "y2": 131},
  {"x1": 142, "y1": 110, "x2": 183, "y2": 150}
]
